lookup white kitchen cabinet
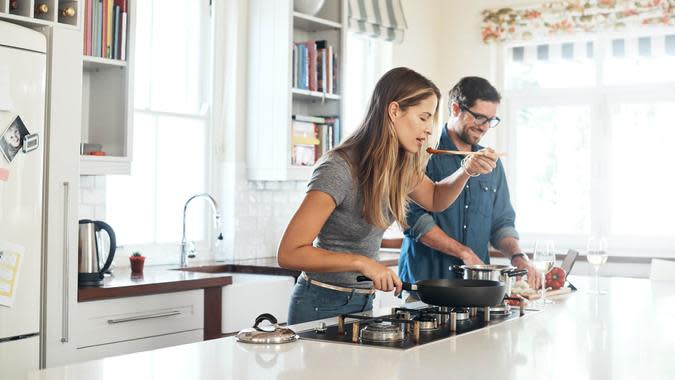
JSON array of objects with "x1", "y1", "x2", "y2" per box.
[
  {"x1": 41, "y1": 25, "x2": 83, "y2": 368},
  {"x1": 246, "y1": 0, "x2": 346, "y2": 181},
  {"x1": 71, "y1": 290, "x2": 204, "y2": 362},
  {"x1": 74, "y1": 330, "x2": 203, "y2": 363},
  {"x1": 222, "y1": 275, "x2": 295, "y2": 334}
]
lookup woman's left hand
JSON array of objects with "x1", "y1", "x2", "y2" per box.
[{"x1": 463, "y1": 148, "x2": 497, "y2": 176}]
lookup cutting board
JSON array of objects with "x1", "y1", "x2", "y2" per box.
[{"x1": 523, "y1": 287, "x2": 573, "y2": 300}]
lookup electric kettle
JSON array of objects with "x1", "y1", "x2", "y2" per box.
[{"x1": 78, "y1": 219, "x2": 116, "y2": 287}]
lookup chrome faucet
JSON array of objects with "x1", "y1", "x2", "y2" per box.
[{"x1": 181, "y1": 193, "x2": 220, "y2": 267}]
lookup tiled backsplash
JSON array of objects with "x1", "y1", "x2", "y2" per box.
[
  {"x1": 79, "y1": 175, "x2": 106, "y2": 221},
  {"x1": 229, "y1": 164, "x2": 306, "y2": 260},
  {"x1": 78, "y1": 164, "x2": 307, "y2": 264}
]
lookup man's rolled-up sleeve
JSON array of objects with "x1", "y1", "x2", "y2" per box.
[
  {"x1": 405, "y1": 202, "x2": 436, "y2": 241},
  {"x1": 489, "y1": 161, "x2": 519, "y2": 248}
]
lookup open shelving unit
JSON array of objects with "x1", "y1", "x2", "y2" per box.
[
  {"x1": 247, "y1": 0, "x2": 347, "y2": 181},
  {"x1": 0, "y1": 0, "x2": 79, "y2": 28},
  {"x1": 79, "y1": 0, "x2": 134, "y2": 175}
]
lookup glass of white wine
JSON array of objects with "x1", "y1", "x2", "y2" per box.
[
  {"x1": 532, "y1": 240, "x2": 555, "y2": 306},
  {"x1": 587, "y1": 236, "x2": 608, "y2": 295}
]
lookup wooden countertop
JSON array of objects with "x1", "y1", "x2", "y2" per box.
[
  {"x1": 78, "y1": 251, "x2": 401, "y2": 302},
  {"x1": 77, "y1": 266, "x2": 234, "y2": 302}
]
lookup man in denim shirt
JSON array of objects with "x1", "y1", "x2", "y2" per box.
[{"x1": 399, "y1": 77, "x2": 540, "y2": 290}]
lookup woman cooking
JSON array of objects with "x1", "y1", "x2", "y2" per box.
[{"x1": 278, "y1": 67, "x2": 498, "y2": 324}]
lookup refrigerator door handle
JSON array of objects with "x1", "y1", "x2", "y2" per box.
[{"x1": 61, "y1": 182, "x2": 70, "y2": 343}]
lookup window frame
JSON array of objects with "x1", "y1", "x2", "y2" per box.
[
  {"x1": 107, "y1": 0, "x2": 215, "y2": 255},
  {"x1": 500, "y1": 34, "x2": 675, "y2": 258}
]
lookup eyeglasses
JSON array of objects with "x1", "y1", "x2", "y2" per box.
[{"x1": 460, "y1": 105, "x2": 501, "y2": 128}]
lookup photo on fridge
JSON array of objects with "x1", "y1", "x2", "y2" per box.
[{"x1": 0, "y1": 115, "x2": 29, "y2": 163}]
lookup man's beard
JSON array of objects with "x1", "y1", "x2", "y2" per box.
[{"x1": 460, "y1": 128, "x2": 481, "y2": 146}]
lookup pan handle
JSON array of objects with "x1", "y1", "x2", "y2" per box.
[
  {"x1": 504, "y1": 269, "x2": 528, "y2": 277},
  {"x1": 356, "y1": 276, "x2": 416, "y2": 291},
  {"x1": 450, "y1": 265, "x2": 465, "y2": 276}
]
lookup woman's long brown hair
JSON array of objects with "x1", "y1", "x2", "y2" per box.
[{"x1": 333, "y1": 67, "x2": 441, "y2": 229}]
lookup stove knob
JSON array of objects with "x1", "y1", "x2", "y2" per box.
[{"x1": 315, "y1": 322, "x2": 327, "y2": 333}]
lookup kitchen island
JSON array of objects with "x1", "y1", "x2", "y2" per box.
[{"x1": 31, "y1": 276, "x2": 674, "y2": 380}]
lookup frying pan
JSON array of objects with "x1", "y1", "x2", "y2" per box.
[{"x1": 357, "y1": 276, "x2": 506, "y2": 307}]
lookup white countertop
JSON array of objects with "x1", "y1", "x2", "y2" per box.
[{"x1": 30, "y1": 276, "x2": 675, "y2": 380}]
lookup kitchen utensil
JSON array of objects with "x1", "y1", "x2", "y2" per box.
[
  {"x1": 357, "y1": 276, "x2": 506, "y2": 307},
  {"x1": 426, "y1": 147, "x2": 507, "y2": 157},
  {"x1": 452, "y1": 264, "x2": 528, "y2": 295},
  {"x1": 78, "y1": 219, "x2": 116, "y2": 287},
  {"x1": 236, "y1": 313, "x2": 298, "y2": 344}
]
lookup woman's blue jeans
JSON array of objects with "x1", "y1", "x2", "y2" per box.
[{"x1": 287, "y1": 276, "x2": 374, "y2": 325}]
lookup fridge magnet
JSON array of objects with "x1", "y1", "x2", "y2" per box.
[
  {"x1": 0, "y1": 115, "x2": 30, "y2": 163},
  {"x1": 0, "y1": 240, "x2": 24, "y2": 308},
  {"x1": 0, "y1": 167, "x2": 8, "y2": 182}
]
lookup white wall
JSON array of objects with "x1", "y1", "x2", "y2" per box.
[{"x1": 393, "y1": 0, "x2": 543, "y2": 148}]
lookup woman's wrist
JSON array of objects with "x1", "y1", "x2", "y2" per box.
[
  {"x1": 461, "y1": 157, "x2": 480, "y2": 177},
  {"x1": 352, "y1": 255, "x2": 371, "y2": 273}
]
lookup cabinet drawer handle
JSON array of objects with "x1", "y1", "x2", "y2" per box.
[{"x1": 107, "y1": 311, "x2": 182, "y2": 324}]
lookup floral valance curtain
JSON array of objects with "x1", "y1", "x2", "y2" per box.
[
  {"x1": 482, "y1": 0, "x2": 675, "y2": 43},
  {"x1": 348, "y1": 0, "x2": 408, "y2": 43}
]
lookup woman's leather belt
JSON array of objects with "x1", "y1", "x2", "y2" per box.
[{"x1": 301, "y1": 272, "x2": 376, "y2": 295}]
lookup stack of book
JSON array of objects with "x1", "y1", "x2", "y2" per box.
[
  {"x1": 83, "y1": 0, "x2": 128, "y2": 60},
  {"x1": 292, "y1": 40, "x2": 338, "y2": 94},
  {"x1": 291, "y1": 115, "x2": 341, "y2": 166}
]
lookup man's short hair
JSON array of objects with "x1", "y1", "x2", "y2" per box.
[{"x1": 448, "y1": 77, "x2": 501, "y2": 111}]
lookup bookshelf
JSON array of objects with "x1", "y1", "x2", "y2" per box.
[
  {"x1": 0, "y1": 0, "x2": 79, "y2": 28},
  {"x1": 79, "y1": 0, "x2": 134, "y2": 175},
  {"x1": 247, "y1": 0, "x2": 346, "y2": 181}
]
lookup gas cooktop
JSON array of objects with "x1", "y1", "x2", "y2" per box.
[{"x1": 298, "y1": 303, "x2": 536, "y2": 350}]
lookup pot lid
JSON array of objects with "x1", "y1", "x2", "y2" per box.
[{"x1": 236, "y1": 313, "x2": 298, "y2": 344}]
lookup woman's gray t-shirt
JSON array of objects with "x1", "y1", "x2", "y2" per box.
[{"x1": 303, "y1": 152, "x2": 388, "y2": 288}]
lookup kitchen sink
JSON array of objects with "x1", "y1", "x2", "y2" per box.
[{"x1": 173, "y1": 263, "x2": 300, "y2": 278}]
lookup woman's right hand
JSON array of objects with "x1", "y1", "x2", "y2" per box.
[
  {"x1": 358, "y1": 258, "x2": 402, "y2": 293},
  {"x1": 463, "y1": 148, "x2": 497, "y2": 176}
]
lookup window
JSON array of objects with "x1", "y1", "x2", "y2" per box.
[
  {"x1": 343, "y1": 33, "x2": 393, "y2": 138},
  {"x1": 503, "y1": 32, "x2": 675, "y2": 257},
  {"x1": 106, "y1": 0, "x2": 213, "y2": 254}
]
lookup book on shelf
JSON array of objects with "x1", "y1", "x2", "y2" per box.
[
  {"x1": 83, "y1": 0, "x2": 128, "y2": 61},
  {"x1": 291, "y1": 120, "x2": 319, "y2": 166},
  {"x1": 293, "y1": 40, "x2": 338, "y2": 94},
  {"x1": 291, "y1": 115, "x2": 341, "y2": 166}
]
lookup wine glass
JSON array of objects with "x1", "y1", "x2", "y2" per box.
[
  {"x1": 586, "y1": 236, "x2": 608, "y2": 295},
  {"x1": 532, "y1": 240, "x2": 555, "y2": 306}
]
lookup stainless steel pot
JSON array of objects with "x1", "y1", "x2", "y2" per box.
[
  {"x1": 236, "y1": 313, "x2": 298, "y2": 344},
  {"x1": 451, "y1": 265, "x2": 528, "y2": 295}
]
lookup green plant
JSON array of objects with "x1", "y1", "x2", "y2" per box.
[{"x1": 131, "y1": 251, "x2": 143, "y2": 257}]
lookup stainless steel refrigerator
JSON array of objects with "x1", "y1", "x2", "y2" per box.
[{"x1": 0, "y1": 21, "x2": 47, "y2": 379}]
